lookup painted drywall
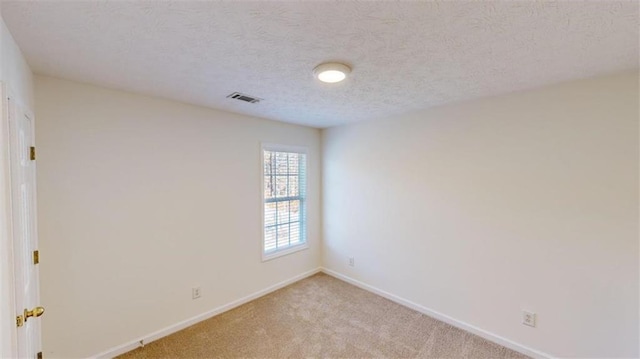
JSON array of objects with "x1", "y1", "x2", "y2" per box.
[
  {"x1": 322, "y1": 72, "x2": 639, "y2": 358},
  {"x1": 34, "y1": 75, "x2": 322, "y2": 358},
  {"x1": 0, "y1": 12, "x2": 33, "y2": 359},
  {"x1": 0, "y1": 13, "x2": 33, "y2": 109}
]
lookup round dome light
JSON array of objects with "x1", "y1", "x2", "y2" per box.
[{"x1": 313, "y1": 63, "x2": 351, "y2": 83}]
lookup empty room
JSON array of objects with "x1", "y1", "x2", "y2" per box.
[{"x1": 0, "y1": 1, "x2": 638, "y2": 358}]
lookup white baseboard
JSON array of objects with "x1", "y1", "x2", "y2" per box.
[
  {"x1": 320, "y1": 267, "x2": 553, "y2": 359},
  {"x1": 91, "y1": 266, "x2": 552, "y2": 359},
  {"x1": 91, "y1": 267, "x2": 322, "y2": 359}
]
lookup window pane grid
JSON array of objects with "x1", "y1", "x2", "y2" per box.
[
  {"x1": 265, "y1": 220, "x2": 301, "y2": 229},
  {"x1": 263, "y1": 148, "x2": 306, "y2": 255}
]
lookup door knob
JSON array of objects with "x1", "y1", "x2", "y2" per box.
[{"x1": 24, "y1": 306, "x2": 45, "y2": 322}]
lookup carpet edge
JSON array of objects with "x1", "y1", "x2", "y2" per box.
[
  {"x1": 91, "y1": 267, "x2": 322, "y2": 359},
  {"x1": 319, "y1": 267, "x2": 554, "y2": 359}
]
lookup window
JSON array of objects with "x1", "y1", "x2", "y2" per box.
[{"x1": 262, "y1": 144, "x2": 307, "y2": 260}]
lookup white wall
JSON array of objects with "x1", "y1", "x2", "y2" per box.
[
  {"x1": 0, "y1": 12, "x2": 33, "y2": 359},
  {"x1": 0, "y1": 13, "x2": 34, "y2": 109},
  {"x1": 35, "y1": 75, "x2": 322, "y2": 358},
  {"x1": 322, "y1": 72, "x2": 639, "y2": 358}
]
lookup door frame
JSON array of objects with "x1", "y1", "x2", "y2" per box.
[{"x1": 0, "y1": 82, "x2": 18, "y2": 357}]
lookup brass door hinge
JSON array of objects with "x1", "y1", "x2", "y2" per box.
[
  {"x1": 33, "y1": 250, "x2": 39, "y2": 265},
  {"x1": 30, "y1": 146, "x2": 36, "y2": 161},
  {"x1": 37, "y1": 351, "x2": 43, "y2": 359},
  {"x1": 16, "y1": 314, "x2": 24, "y2": 327}
]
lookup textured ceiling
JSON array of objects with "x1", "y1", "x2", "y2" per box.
[{"x1": 1, "y1": 1, "x2": 638, "y2": 128}]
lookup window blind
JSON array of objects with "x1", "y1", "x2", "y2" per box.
[{"x1": 263, "y1": 147, "x2": 307, "y2": 255}]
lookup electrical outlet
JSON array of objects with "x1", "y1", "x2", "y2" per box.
[
  {"x1": 192, "y1": 287, "x2": 201, "y2": 299},
  {"x1": 522, "y1": 311, "x2": 536, "y2": 327},
  {"x1": 348, "y1": 257, "x2": 355, "y2": 267}
]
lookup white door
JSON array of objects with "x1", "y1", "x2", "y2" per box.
[{"x1": 8, "y1": 94, "x2": 43, "y2": 359}]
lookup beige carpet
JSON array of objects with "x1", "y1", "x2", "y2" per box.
[{"x1": 117, "y1": 273, "x2": 529, "y2": 358}]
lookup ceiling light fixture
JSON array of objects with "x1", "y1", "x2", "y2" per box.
[{"x1": 313, "y1": 62, "x2": 351, "y2": 83}]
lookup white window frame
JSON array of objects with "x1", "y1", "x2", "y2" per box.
[{"x1": 261, "y1": 143, "x2": 308, "y2": 261}]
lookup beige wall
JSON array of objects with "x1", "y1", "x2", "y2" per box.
[
  {"x1": 322, "y1": 72, "x2": 639, "y2": 357},
  {"x1": 35, "y1": 76, "x2": 322, "y2": 358}
]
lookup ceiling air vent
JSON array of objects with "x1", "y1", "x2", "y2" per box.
[{"x1": 226, "y1": 92, "x2": 262, "y2": 104}]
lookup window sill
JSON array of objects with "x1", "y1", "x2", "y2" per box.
[{"x1": 262, "y1": 243, "x2": 309, "y2": 262}]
